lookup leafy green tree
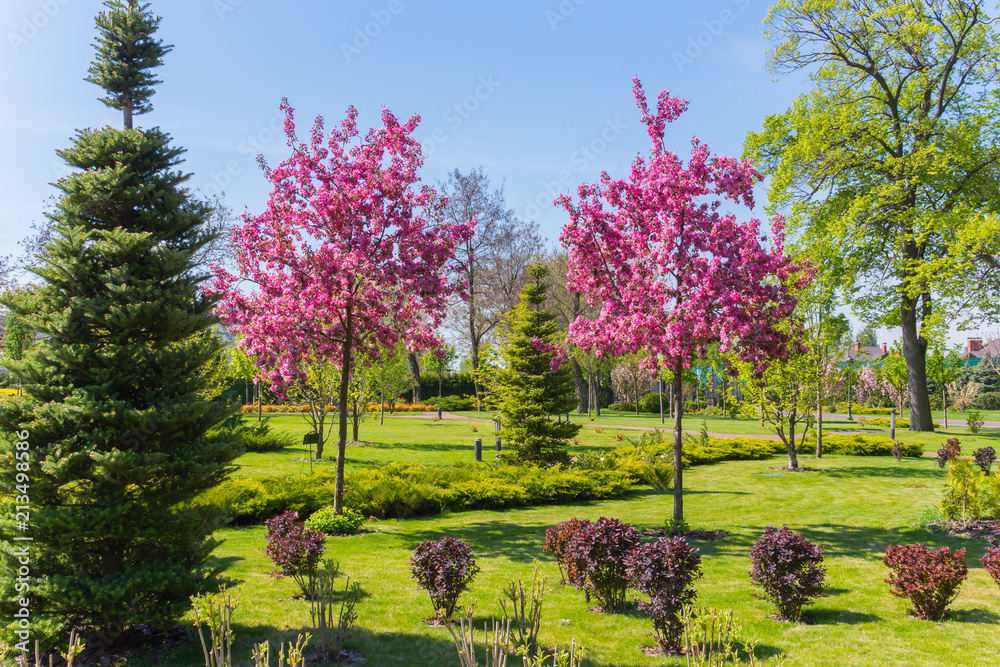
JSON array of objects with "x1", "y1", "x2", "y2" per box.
[
  {"x1": 876, "y1": 343, "x2": 910, "y2": 414},
  {"x1": 368, "y1": 340, "x2": 413, "y2": 422},
  {"x1": 421, "y1": 343, "x2": 456, "y2": 397},
  {"x1": 494, "y1": 265, "x2": 580, "y2": 464},
  {"x1": 927, "y1": 345, "x2": 964, "y2": 427},
  {"x1": 286, "y1": 354, "x2": 340, "y2": 459},
  {"x1": 730, "y1": 326, "x2": 815, "y2": 469},
  {"x1": 0, "y1": 0, "x2": 240, "y2": 641},
  {"x1": 747, "y1": 0, "x2": 1000, "y2": 432}
]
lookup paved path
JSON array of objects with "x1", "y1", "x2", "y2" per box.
[
  {"x1": 386, "y1": 411, "x2": 880, "y2": 441},
  {"x1": 824, "y1": 412, "x2": 1000, "y2": 428}
]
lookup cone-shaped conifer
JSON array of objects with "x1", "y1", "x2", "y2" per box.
[
  {"x1": 496, "y1": 264, "x2": 580, "y2": 465},
  {"x1": 0, "y1": 0, "x2": 240, "y2": 643}
]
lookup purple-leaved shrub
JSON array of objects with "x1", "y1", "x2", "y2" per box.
[
  {"x1": 264, "y1": 510, "x2": 327, "y2": 599},
  {"x1": 543, "y1": 518, "x2": 591, "y2": 586},
  {"x1": 564, "y1": 517, "x2": 640, "y2": 612},
  {"x1": 883, "y1": 543, "x2": 967, "y2": 621},
  {"x1": 625, "y1": 536, "x2": 702, "y2": 654},
  {"x1": 937, "y1": 438, "x2": 962, "y2": 469},
  {"x1": 749, "y1": 526, "x2": 825, "y2": 621},
  {"x1": 974, "y1": 447, "x2": 996, "y2": 475},
  {"x1": 981, "y1": 539, "x2": 1000, "y2": 591},
  {"x1": 410, "y1": 536, "x2": 480, "y2": 619}
]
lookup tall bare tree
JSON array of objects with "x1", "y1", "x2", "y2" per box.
[
  {"x1": 543, "y1": 251, "x2": 599, "y2": 412},
  {"x1": 440, "y1": 167, "x2": 541, "y2": 407}
]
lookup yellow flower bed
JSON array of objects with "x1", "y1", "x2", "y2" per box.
[{"x1": 239, "y1": 403, "x2": 434, "y2": 414}]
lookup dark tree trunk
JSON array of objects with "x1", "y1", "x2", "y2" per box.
[
  {"x1": 571, "y1": 358, "x2": 587, "y2": 413},
  {"x1": 672, "y1": 361, "x2": 685, "y2": 525},
  {"x1": 901, "y1": 299, "x2": 934, "y2": 431},
  {"x1": 408, "y1": 352, "x2": 422, "y2": 403},
  {"x1": 786, "y1": 406, "x2": 800, "y2": 469},
  {"x1": 335, "y1": 304, "x2": 353, "y2": 514},
  {"x1": 471, "y1": 340, "x2": 483, "y2": 411},
  {"x1": 313, "y1": 404, "x2": 326, "y2": 460}
]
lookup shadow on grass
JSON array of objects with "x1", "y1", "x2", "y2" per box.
[
  {"x1": 950, "y1": 608, "x2": 1000, "y2": 624},
  {"x1": 818, "y1": 464, "x2": 945, "y2": 480},
  {"x1": 406, "y1": 519, "x2": 546, "y2": 563},
  {"x1": 809, "y1": 608, "x2": 882, "y2": 625},
  {"x1": 794, "y1": 524, "x2": 989, "y2": 560}
]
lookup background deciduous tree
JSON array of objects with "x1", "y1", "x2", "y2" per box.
[
  {"x1": 747, "y1": 0, "x2": 1000, "y2": 431},
  {"x1": 440, "y1": 167, "x2": 541, "y2": 409}
]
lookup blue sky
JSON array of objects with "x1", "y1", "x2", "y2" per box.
[{"x1": 0, "y1": 0, "x2": 981, "y2": 348}]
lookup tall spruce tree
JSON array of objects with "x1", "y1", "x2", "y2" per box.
[
  {"x1": 496, "y1": 265, "x2": 580, "y2": 465},
  {"x1": 0, "y1": 0, "x2": 240, "y2": 642}
]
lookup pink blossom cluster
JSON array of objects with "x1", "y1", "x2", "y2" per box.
[
  {"x1": 558, "y1": 78, "x2": 808, "y2": 379},
  {"x1": 531, "y1": 337, "x2": 568, "y2": 373},
  {"x1": 855, "y1": 366, "x2": 907, "y2": 409},
  {"x1": 209, "y1": 99, "x2": 474, "y2": 394}
]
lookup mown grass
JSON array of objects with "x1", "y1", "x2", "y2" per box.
[
  {"x1": 108, "y1": 415, "x2": 1000, "y2": 667},
  {"x1": 129, "y1": 454, "x2": 1000, "y2": 667}
]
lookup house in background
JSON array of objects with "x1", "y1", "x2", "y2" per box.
[
  {"x1": 959, "y1": 337, "x2": 1000, "y2": 367},
  {"x1": 838, "y1": 342, "x2": 889, "y2": 367}
]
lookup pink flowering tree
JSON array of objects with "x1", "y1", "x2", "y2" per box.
[
  {"x1": 212, "y1": 100, "x2": 474, "y2": 512},
  {"x1": 559, "y1": 79, "x2": 807, "y2": 525}
]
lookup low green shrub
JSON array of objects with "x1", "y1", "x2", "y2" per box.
[
  {"x1": 306, "y1": 506, "x2": 365, "y2": 535},
  {"x1": 241, "y1": 424, "x2": 296, "y2": 453},
  {"x1": 423, "y1": 395, "x2": 478, "y2": 411},
  {"x1": 822, "y1": 434, "x2": 923, "y2": 457},
  {"x1": 857, "y1": 417, "x2": 939, "y2": 429},
  {"x1": 607, "y1": 402, "x2": 636, "y2": 413},
  {"x1": 836, "y1": 405, "x2": 895, "y2": 416},
  {"x1": 973, "y1": 391, "x2": 1000, "y2": 411},
  {"x1": 192, "y1": 469, "x2": 338, "y2": 525},
  {"x1": 575, "y1": 432, "x2": 782, "y2": 488},
  {"x1": 196, "y1": 462, "x2": 634, "y2": 523},
  {"x1": 212, "y1": 415, "x2": 294, "y2": 453},
  {"x1": 968, "y1": 410, "x2": 985, "y2": 434},
  {"x1": 638, "y1": 393, "x2": 664, "y2": 414}
]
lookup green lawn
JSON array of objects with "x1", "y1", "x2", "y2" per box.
[{"x1": 126, "y1": 417, "x2": 1000, "y2": 666}]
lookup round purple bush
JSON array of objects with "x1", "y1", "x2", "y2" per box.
[
  {"x1": 564, "y1": 517, "x2": 640, "y2": 612},
  {"x1": 264, "y1": 510, "x2": 327, "y2": 599},
  {"x1": 937, "y1": 438, "x2": 962, "y2": 469},
  {"x1": 410, "y1": 536, "x2": 480, "y2": 619},
  {"x1": 884, "y1": 543, "x2": 967, "y2": 621},
  {"x1": 974, "y1": 447, "x2": 996, "y2": 475},
  {"x1": 543, "y1": 518, "x2": 591, "y2": 586},
  {"x1": 625, "y1": 536, "x2": 702, "y2": 654},
  {"x1": 749, "y1": 526, "x2": 825, "y2": 621}
]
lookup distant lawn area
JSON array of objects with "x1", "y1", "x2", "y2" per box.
[{"x1": 231, "y1": 411, "x2": 997, "y2": 480}]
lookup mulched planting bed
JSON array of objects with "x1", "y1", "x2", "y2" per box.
[
  {"x1": 928, "y1": 518, "x2": 1000, "y2": 540},
  {"x1": 30, "y1": 625, "x2": 190, "y2": 667},
  {"x1": 638, "y1": 528, "x2": 731, "y2": 541}
]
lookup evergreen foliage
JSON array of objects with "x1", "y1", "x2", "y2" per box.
[
  {"x1": 495, "y1": 264, "x2": 580, "y2": 465},
  {"x1": 0, "y1": 0, "x2": 240, "y2": 641},
  {"x1": 85, "y1": 0, "x2": 172, "y2": 129}
]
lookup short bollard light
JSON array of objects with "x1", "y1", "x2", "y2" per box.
[{"x1": 474, "y1": 438, "x2": 483, "y2": 462}]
